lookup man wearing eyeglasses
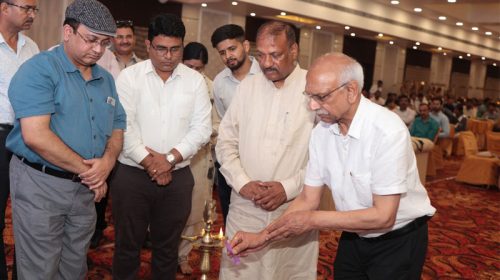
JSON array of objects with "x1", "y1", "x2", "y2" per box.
[
  {"x1": 229, "y1": 53, "x2": 436, "y2": 280},
  {"x1": 110, "y1": 13, "x2": 211, "y2": 279},
  {"x1": 0, "y1": 0, "x2": 39, "y2": 278},
  {"x1": 5, "y1": 0, "x2": 126, "y2": 278},
  {"x1": 215, "y1": 21, "x2": 317, "y2": 280}
]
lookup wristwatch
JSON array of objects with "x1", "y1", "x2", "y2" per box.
[{"x1": 166, "y1": 152, "x2": 177, "y2": 166}]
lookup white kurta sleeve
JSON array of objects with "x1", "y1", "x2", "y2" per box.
[
  {"x1": 215, "y1": 87, "x2": 251, "y2": 193},
  {"x1": 279, "y1": 167, "x2": 306, "y2": 200}
]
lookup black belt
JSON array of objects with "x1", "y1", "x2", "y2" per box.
[
  {"x1": 346, "y1": 215, "x2": 431, "y2": 242},
  {"x1": 17, "y1": 155, "x2": 81, "y2": 182},
  {"x1": 0, "y1": 124, "x2": 13, "y2": 131}
]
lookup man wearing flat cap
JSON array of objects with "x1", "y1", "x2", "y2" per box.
[{"x1": 6, "y1": 0, "x2": 125, "y2": 278}]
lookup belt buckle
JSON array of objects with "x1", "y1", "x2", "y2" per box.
[{"x1": 71, "y1": 174, "x2": 81, "y2": 182}]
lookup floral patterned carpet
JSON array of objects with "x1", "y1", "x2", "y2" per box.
[{"x1": 4, "y1": 158, "x2": 500, "y2": 279}]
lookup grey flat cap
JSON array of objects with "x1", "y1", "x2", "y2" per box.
[{"x1": 65, "y1": 0, "x2": 116, "y2": 37}]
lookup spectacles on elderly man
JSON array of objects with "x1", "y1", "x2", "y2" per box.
[
  {"x1": 75, "y1": 30, "x2": 112, "y2": 48},
  {"x1": 303, "y1": 82, "x2": 349, "y2": 103},
  {"x1": 5, "y1": 2, "x2": 39, "y2": 14}
]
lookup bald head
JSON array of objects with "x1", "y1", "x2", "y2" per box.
[
  {"x1": 305, "y1": 53, "x2": 364, "y2": 102},
  {"x1": 307, "y1": 53, "x2": 364, "y2": 93},
  {"x1": 304, "y1": 53, "x2": 365, "y2": 127}
]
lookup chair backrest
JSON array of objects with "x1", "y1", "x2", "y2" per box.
[
  {"x1": 486, "y1": 131, "x2": 500, "y2": 155},
  {"x1": 448, "y1": 125, "x2": 455, "y2": 138},
  {"x1": 458, "y1": 131, "x2": 478, "y2": 156}
]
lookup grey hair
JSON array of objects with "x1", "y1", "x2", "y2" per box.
[{"x1": 338, "y1": 55, "x2": 364, "y2": 92}]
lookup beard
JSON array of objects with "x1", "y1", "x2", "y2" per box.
[{"x1": 227, "y1": 55, "x2": 246, "y2": 71}]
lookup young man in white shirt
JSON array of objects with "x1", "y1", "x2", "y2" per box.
[
  {"x1": 230, "y1": 53, "x2": 436, "y2": 280},
  {"x1": 210, "y1": 24, "x2": 260, "y2": 226},
  {"x1": 110, "y1": 13, "x2": 211, "y2": 279},
  {"x1": 393, "y1": 94, "x2": 416, "y2": 127}
]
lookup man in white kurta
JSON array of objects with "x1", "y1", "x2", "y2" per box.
[{"x1": 216, "y1": 21, "x2": 318, "y2": 280}]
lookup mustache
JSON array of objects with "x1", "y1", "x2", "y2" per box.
[
  {"x1": 315, "y1": 108, "x2": 329, "y2": 115},
  {"x1": 119, "y1": 43, "x2": 131, "y2": 46},
  {"x1": 263, "y1": 67, "x2": 278, "y2": 73}
]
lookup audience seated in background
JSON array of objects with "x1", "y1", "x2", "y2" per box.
[
  {"x1": 370, "y1": 90, "x2": 385, "y2": 106},
  {"x1": 413, "y1": 92, "x2": 428, "y2": 111},
  {"x1": 476, "y1": 98, "x2": 491, "y2": 119},
  {"x1": 410, "y1": 103, "x2": 440, "y2": 141},
  {"x1": 369, "y1": 79, "x2": 383, "y2": 95},
  {"x1": 385, "y1": 93, "x2": 398, "y2": 111},
  {"x1": 393, "y1": 95, "x2": 416, "y2": 127},
  {"x1": 443, "y1": 95, "x2": 456, "y2": 113},
  {"x1": 454, "y1": 106, "x2": 468, "y2": 134},
  {"x1": 430, "y1": 97, "x2": 450, "y2": 139},
  {"x1": 481, "y1": 102, "x2": 499, "y2": 121},
  {"x1": 463, "y1": 98, "x2": 478, "y2": 119}
]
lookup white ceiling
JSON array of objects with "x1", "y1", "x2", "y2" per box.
[
  {"x1": 372, "y1": 0, "x2": 500, "y2": 34},
  {"x1": 172, "y1": 0, "x2": 500, "y2": 63}
]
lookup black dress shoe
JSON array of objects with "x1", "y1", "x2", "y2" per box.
[{"x1": 90, "y1": 230, "x2": 103, "y2": 249}]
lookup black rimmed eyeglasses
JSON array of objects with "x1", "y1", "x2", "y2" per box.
[
  {"x1": 75, "y1": 30, "x2": 112, "y2": 48},
  {"x1": 5, "y1": 2, "x2": 39, "y2": 14},
  {"x1": 303, "y1": 82, "x2": 349, "y2": 103}
]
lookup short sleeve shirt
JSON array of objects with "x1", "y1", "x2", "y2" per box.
[
  {"x1": 0, "y1": 33, "x2": 39, "y2": 124},
  {"x1": 305, "y1": 96, "x2": 435, "y2": 237},
  {"x1": 6, "y1": 44, "x2": 126, "y2": 170}
]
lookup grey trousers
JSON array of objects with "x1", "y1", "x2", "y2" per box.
[{"x1": 9, "y1": 155, "x2": 96, "y2": 280}]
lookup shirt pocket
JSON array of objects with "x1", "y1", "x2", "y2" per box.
[
  {"x1": 175, "y1": 93, "x2": 195, "y2": 125},
  {"x1": 99, "y1": 98, "x2": 115, "y2": 137},
  {"x1": 350, "y1": 172, "x2": 373, "y2": 207}
]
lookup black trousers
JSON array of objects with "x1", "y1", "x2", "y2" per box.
[
  {"x1": 0, "y1": 127, "x2": 12, "y2": 280},
  {"x1": 94, "y1": 167, "x2": 118, "y2": 232},
  {"x1": 334, "y1": 221, "x2": 429, "y2": 280},
  {"x1": 215, "y1": 161, "x2": 231, "y2": 227},
  {"x1": 111, "y1": 163, "x2": 194, "y2": 280}
]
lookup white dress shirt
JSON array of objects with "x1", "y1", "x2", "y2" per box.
[
  {"x1": 393, "y1": 107, "x2": 416, "y2": 127},
  {"x1": 212, "y1": 56, "x2": 261, "y2": 118},
  {"x1": 116, "y1": 60, "x2": 212, "y2": 169},
  {"x1": 0, "y1": 33, "x2": 39, "y2": 124},
  {"x1": 305, "y1": 96, "x2": 436, "y2": 238}
]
